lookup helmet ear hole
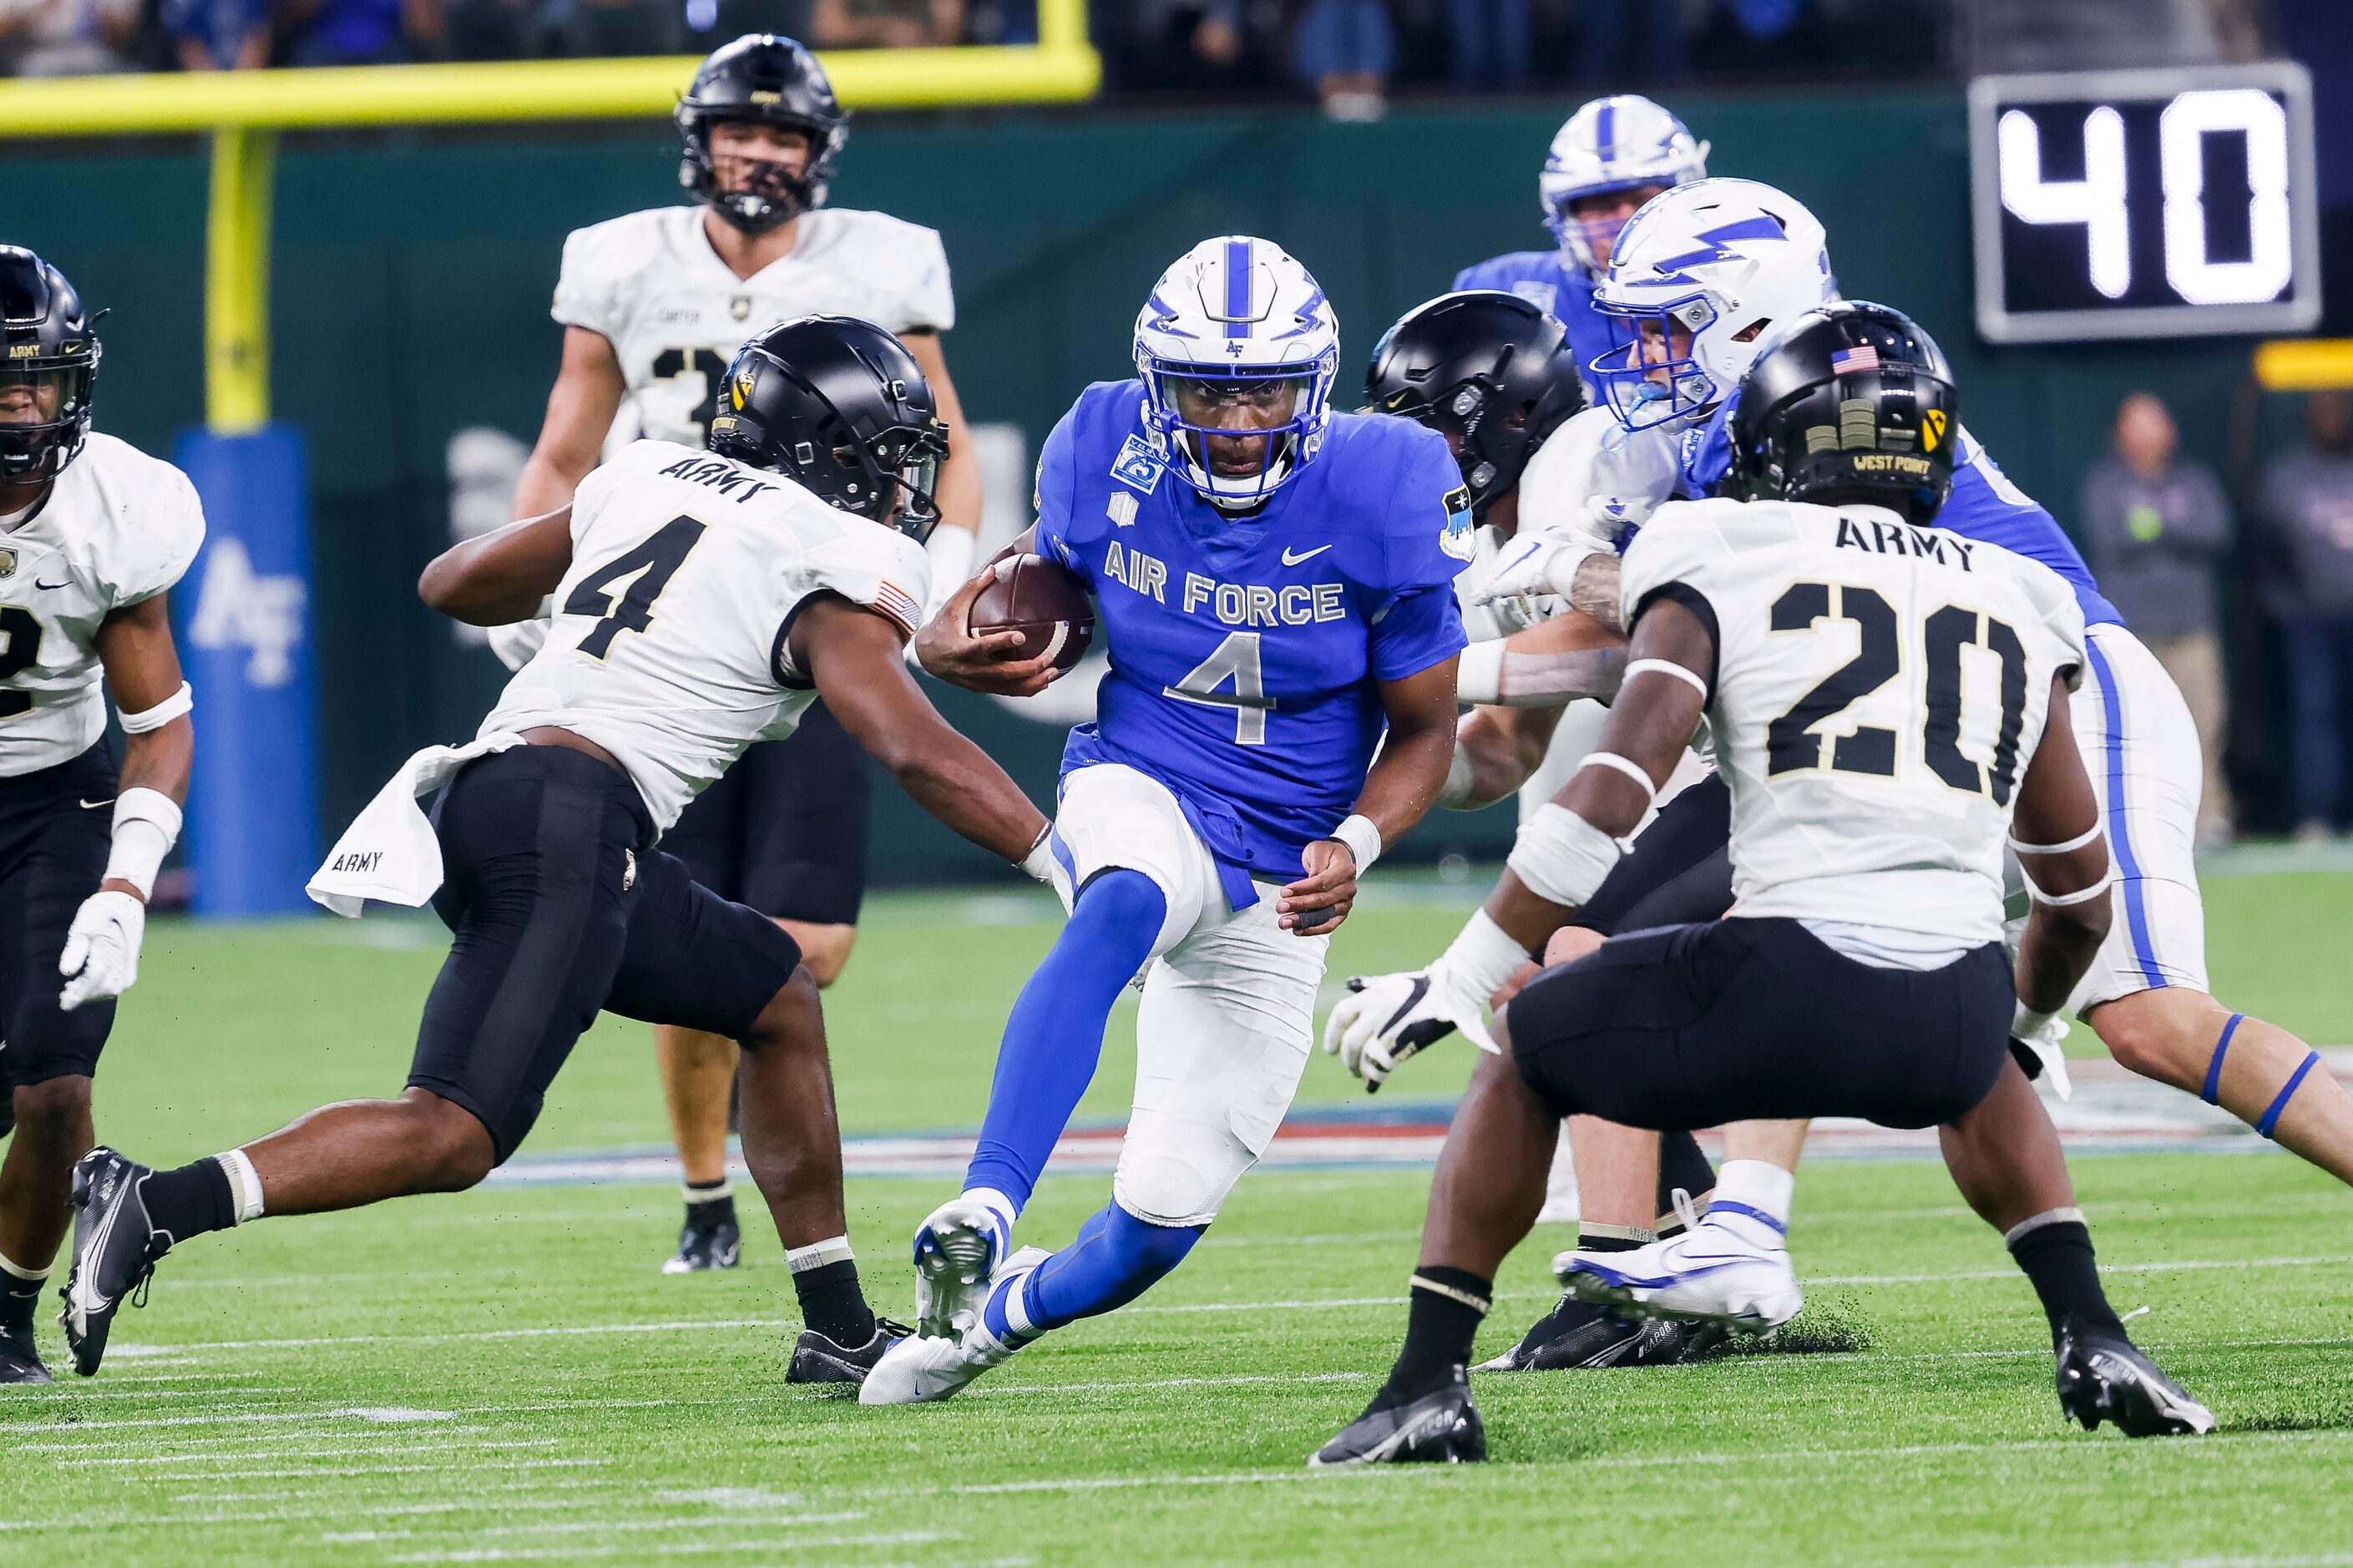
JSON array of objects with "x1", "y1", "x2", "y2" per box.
[{"x1": 1733, "y1": 318, "x2": 1772, "y2": 343}]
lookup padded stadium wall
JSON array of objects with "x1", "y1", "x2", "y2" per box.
[{"x1": 0, "y1": 90, "x2": 2257, "y2": 884}]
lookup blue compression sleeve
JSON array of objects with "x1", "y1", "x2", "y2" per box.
[
  {"x1": 985, "y1": 1200, "x2": 1202, "y2": 1343},
  {"x1": 962, "y1": 869, "x2": 1166, "y2": 1211}
]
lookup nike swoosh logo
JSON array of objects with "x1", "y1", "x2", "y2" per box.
[
  {"x1": 33, "y1": 579, "x2": 71, "y2": 591},
  {"x1": 80, "y1": 798, "x2": 114, "y2": 811},
  {"x1": 1280, "y1": 544, "x2": 1333, "y2": 566}
]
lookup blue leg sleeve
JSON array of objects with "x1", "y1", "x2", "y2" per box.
[
  {"x1": 962, "y1": 869, "x2": 1166, "y2": 1212},
  {"x1": 985, "y1": 1200, "x2": 1202, "y2": 1343}
]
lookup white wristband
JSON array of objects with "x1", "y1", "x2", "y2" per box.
[
  {"x1": 106, "y1": 787, "x2": 183, "y2": 901},
  {"x1": 1506, "y1": 802, "x2": 1622, "y2": 908},
  {"x1": 1444, "y1": 908, "x2": 1537, "y2": 1007},
  {"x1": 1330, "y1": 813, "x2": 1383, "y2": 873},
  {"x1": 1019, "y1": 825, "x2": 1058, "y2": 884},
  {"x1": 118, "y1": 680, "x2": 193, "y2": 735},
  {"x1": 923, "y1": 524, "x2": 978, "y2": 620},
  {"x1": 1455, "y1": 639, "x2": 1505, "y2": 705}
]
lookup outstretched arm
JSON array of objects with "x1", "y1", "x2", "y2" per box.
[
  {"x1": 512, "y1": 326, "x2": 626, "y2": 519},
  {"x1": 419, "y1": 508, "x2": 574, "y2": 626},
  {"x1": 796, "y1": 595, "x2": 1050, "y2": 865}
]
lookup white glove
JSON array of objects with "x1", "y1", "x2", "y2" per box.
[
  {"x1": 1323, "y1": 953, "x2": 1505, "y2": 1090},
  {"x1": 2010, "y1": 1002, "x2": 2075, "y2": 1101},
  {"x1": 59, "y1": 888, "x2": 145, "y2": 1012},
  {"x1": 1475, "y1": 533, "x2": 1597, "y2": 610}
]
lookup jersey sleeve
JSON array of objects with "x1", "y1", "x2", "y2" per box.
[
  {"x1": 550, "y1": 220, "x2": 630, "y2": 341},
  {"x1": 1366, "y1": 424, "x2": 1473, "y2": 680},
  {"x1": 793, "y1": 525, "x2": 933, "y2": 645},
  {"x1": 1617, "y1": 500, "x2": 1737, "y2": 630},
  {"x1": 1030, "y1": 402, "x2": 1085, "y2": 576},
  {"x1": 105, "y1": 458, "x2": 207, "y2": 605},
  {"x1": 880, "y1": 222, "x2": 955, "y2": 335},
  {"x1": 1516, "y1": 407, "x2": 1679, "y2": 554}
]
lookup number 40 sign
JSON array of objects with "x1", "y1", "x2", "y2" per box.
[{"x1": 1967, "y1": 62, "x2": 2321, "y2": 344}]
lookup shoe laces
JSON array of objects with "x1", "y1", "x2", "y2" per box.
[{"x1": 1669, "y1": 1186, "x2": 1702, "y2": 1238}]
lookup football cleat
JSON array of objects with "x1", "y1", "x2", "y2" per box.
[
  {"x1": 0, "y1": 1329, "x2": 52, "y2": 1385},
  {"x1": 661, "y1": 1216, "x2": 741, "y2": 1275},
  {"x1": 1558, "y1": 1211, "x2": 1803, "y2": 1338},
  {"x1": 787, "y1": 1316, "x2": 908, "y2": 1387},
  {"x1": 911, "y1": 1194, "x2": 1011, "y2": 1341},
  {"x1": 2055, "y1": 1319, "x2": 2215, "y2": 1437},
  {"x1": 59, "y1": 1147, "x2": 172, "y2": 1378},
  {"x1": 861, "y1": 1247, "x2": 1046, "y2": 1406},
  {"x1": 1310, "y1": 1367, "x2": 1486, "y2": 1466},
  {"x1": 1475, "y1": 1291, "x2": 1690, "y2": 1372}
]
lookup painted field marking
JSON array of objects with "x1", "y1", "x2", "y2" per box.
[{"x1": 384, "y1": 1530, "x2": 951, "y2": 1564}]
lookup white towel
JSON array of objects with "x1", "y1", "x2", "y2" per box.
[{"x1": 306, "y1": 733, "x2": 527, "y2": 918}]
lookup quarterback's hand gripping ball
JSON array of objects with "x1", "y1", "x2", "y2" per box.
[{"x1": 58, "y1": 888, "x2": 145, "y2": 1013}]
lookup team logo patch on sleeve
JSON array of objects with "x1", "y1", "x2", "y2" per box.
[
  {"x1": 1110, "y1": 435, "x2": 1166, "y2": 496},
  {"x1": 1440, "y1": 484, "x2": 1475, "y2": 561}
]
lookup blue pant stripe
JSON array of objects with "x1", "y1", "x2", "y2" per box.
[
  {"x1": 2084, "y1": 635, "x2": 2167, "y2": 991},
  {"x1": 2201, "y1": 1013, "x2": 2244, "y2": 1106},
  {"x1": 2256, "y1": 1050, "x2": 2322, "y2": 1140}
]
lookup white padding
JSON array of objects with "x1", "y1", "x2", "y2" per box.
[
  {"x1": 1330, "y1": 813, "x2": 1383, "y2": 873},
  {"x1": 106, "y1": 787, "x2": 183, "y2": 901},
  {"x1": 1578, "y1": 751, "x2": 1658, "y2": 804},
  {"x1": 1455, "y1": 639, "x2": 1505, "y2": 705},
  {"x1": 118, "y1": 680, "x2": 192, "y2": 735},
  {"x1": 1622, "y1": 657, "x2": 1709, "y2": 701},
  {"x1": 1506, "y1": 802, "x2": 1622, "y2": 908}
]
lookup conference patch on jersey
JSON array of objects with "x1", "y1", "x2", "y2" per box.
[
  {"x1": 1440, "y1": 484, "x2": 1475, "y2": 560},
  {"x1": 1111, "y1": 434, "x2": 1166, "y2": 495}
]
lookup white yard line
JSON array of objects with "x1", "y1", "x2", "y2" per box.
[{"x1": 386, "y1": 1532, "x2": 949, "y2": 1565}]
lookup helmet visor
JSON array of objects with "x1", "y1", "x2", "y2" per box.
[
  {"x1": 881, "y1": 418, "x2": 950, "y2": 541},
  {"x1": 1156, "y1": 367, "x2": 1313, "y2": 483},
  {"x1": 1589, "y1": 296, "x2": 1718, "y2": 432},
  {"x1": 0, "y1": 360, "x2": 93, "y2": 472}
]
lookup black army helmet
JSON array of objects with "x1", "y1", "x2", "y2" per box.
[
  {"x1": 1364, "y1": 290, "x2": 1586, "y2": 521},
  {"x1": 0, "y1": 246, "x2": 101, "y2": 484},
  {"x1": 676, "y1": 34, "x2": 848, "y2": 234},
  {"x1": 709, "y1": 314, "x2": 949, "y2": 539},
  {"x1": 1725, "y1": 300, "x2": 1960, "y2": 522}
]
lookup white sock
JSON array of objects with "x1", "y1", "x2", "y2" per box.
[
  {"x1": 215, "y1": 1149, "x2": 266, "y2": 1224},
  {"x1": 682, "y1": 1178, "x2": 733, "y2": 1206},
  {"x1": 785, "y1": 1235, "x2": 853, "y2": 1274},
  {"x1": 1709, "y1": 1159, "x2": 1794, "y2": 1242}
]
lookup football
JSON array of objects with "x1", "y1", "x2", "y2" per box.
[{"x1": 967, "y1": 552, "x2": 1095, "y2": 673}]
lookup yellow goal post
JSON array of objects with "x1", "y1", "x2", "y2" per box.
[{"x1": 0, "y1": 1, "x2": 1099, "y2": 432}]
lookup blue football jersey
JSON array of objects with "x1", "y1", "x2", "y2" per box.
[
  {"x1": 1036, "y1": 381, "x2": 1472, "y2": 903},
  {"x1": 1674, "y1": 395, "x2": 2124, "y2": 629},
  {"x1": 1451, "y1": 251, "x2": 1614, "y2": 394}
]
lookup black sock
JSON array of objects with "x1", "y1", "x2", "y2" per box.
[
  {"x1": 791, "y1": 1257, "x2": 876, "y2": 1347},
  {"x1": 684, "y1": 1180, "x2": 736, "y2": 1231},
  {"x1": 1381, "y1": 1267, "x2": 1491, "y2": 1403},
  {"x1": 0, "y1": 1266, "x2": 43, "y2": 1339},
  {"x1": 140, "y1": 1158, "x2": 238, "y2": 1246},
  {"x1": 2008, "y1": 1219, "x2": 2125, "y2": 1344},
  {"x1": 1576, "y1": 1226, "x2": 1652, "y2": 1255},
  {"x1": 1656, "y1": 1130, "x2": 1717, "y2": 1233}
]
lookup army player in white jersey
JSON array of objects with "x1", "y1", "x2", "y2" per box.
[
  {"x1": 509, "y1": 34, "x2": 986, "y2": 1273},
  {"x1": 0, "y1": 249, "x2": 201, "y2": 1385},
  {"x1": 1317, "y1": 306, "x2": 2210, "y2": 1467},
  {"x1": 60, "y1": 316, "x2": 1059, "y2": 1387}
]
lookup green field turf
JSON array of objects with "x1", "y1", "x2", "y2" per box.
[{"x1": 3, "y1": 869, "x2": 2351, "y2": 1565}]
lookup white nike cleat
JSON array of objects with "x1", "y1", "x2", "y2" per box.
[
  {"x1": 1558, "y1": 1210, "x2": 1803, "y2": 1338},
  {"x1": 911, "y1": 1194, "x2": 1014, "y2": 1342},
  {"x1": 861, "y1": 1246, "x2": 1048, "y2": 1406}
]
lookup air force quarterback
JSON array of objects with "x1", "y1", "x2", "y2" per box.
[{"x1": 857, "y1": 235, "x2": 1471, "y2": 1404}]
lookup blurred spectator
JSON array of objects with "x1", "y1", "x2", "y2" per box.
[
  {"x1": 2259, "y1": 390, "x2": 2353, "y2": 842},
  {"x1": 277, "y1": 0, "x2": 442, "y2": 63},
  {"x1": 1291, "y1": 0, "x2": 1392, "y2": 121},
  {"x1": 1446, "y1": 0, "x2": 1526, "y2": 92},
  {"x1": 683, "y1": 0, "x2": 812, "y2": 51},
  {"x1": 2082, "y1": 391, "x2": 2237, "y2": 842},
  {"x1": 162, "y1": 0, "x2": 270, "y2": 67},
  {"x1": 1956, "y1": 0, "x2": 2227, "y2": 73},
  {"x1": 811, "y1": 0, "x2": 960, "y2": 48},
  {"x1": 1573, "y1": 0, "x2": 1684, "y2": 89},
  {"x1": 0, "y1": 0, "x2": 139, "y2": 73},
  {"x1": 443, "y1": 0, "x2": 535, "y2": 58},
  {"x1": 559, "y1": 0, "x2": 676, "y2": 55}
]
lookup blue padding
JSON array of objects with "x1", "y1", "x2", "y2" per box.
[
  {"x1": 2201, "y1": 1013, "x2": 2244, "y2": 1106},
  {"x1": 2256, "y1": 1051, "x2": 2323, "y2": 1141}
]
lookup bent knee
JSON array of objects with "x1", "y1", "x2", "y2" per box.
[
  {"x1": 9, "y1": 1075, "x2": 92, "y2": 1136},
  {"x1": 397, "y1": 1090, "x2": 498, "y2": 1191},
  {"x1": 1543, "y1": 927, "x2": 1605, "y2": 968},
  {"x1": 746, "y1": 964, "x2": 825, "y2": 1049},
  {"x1": 2091, "y1": 992, "x2": 2226, "y2": 1089}
]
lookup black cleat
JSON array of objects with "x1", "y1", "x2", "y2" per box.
[
  {"x1": 2055, "y1": 1318, "x2": 2215, "y2": 1437},
  {"x1": 59, "y1": 1148, "x2": 172, "y2": 1378},
  {"x1": 787, "y1": 1317, "x2": 909, "y2": 1387},
  {"x1": 1475, "y1": 1291, "x2": 1691, "y2": 1372},
  {"x1": 661, "y1": 1216, "x2": 741, "y2": 1275},
  {"x1": 0, "y1": 1329, "x2": 52, "y2": 1384},
  {"x1": 1310, "y1": 1367, "x2": 1486, "y2": 1466}
]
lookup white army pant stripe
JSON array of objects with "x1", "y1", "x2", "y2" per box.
[{"x1": 1052, "y1": 763, "x2": 1328, "y2": 1228}]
